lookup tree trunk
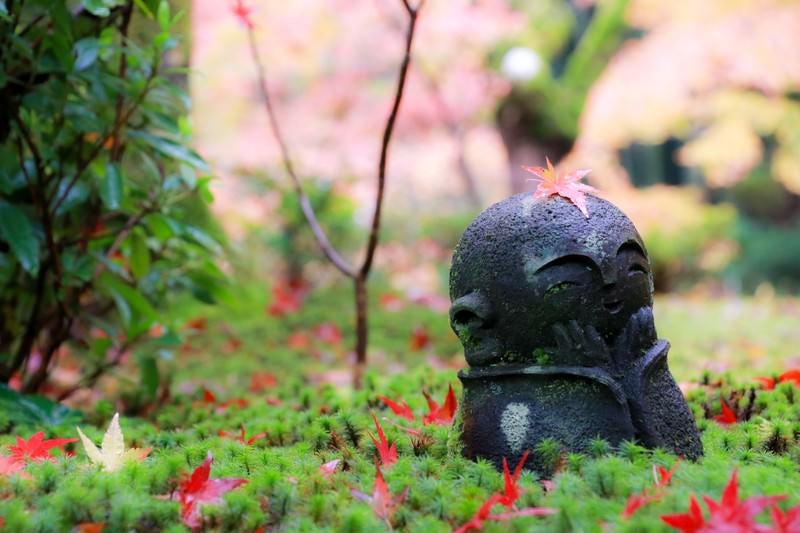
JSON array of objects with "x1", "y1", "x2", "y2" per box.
[{"x1": 353, "y1": 275, "x2": 368, "y2": 389}]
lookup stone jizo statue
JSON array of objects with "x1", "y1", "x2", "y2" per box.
[{"x1": 449, "y1": 186, "x2": 703, "y2": 473}]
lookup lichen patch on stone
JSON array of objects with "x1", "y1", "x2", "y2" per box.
[{"x1": 501, "y1": 402, "x2": 531, "y2": 454}]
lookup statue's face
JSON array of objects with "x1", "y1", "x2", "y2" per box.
[
  {"x1": 528, "y1": 240, "x2": 653, "y2": 343},
  {"x1": 450, "y1": 194, "x2": 655, "y2": 368}
]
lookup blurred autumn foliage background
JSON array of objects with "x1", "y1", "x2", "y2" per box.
[{"x1": 192, "y1": 0, "x2": 800, "y2": 295}]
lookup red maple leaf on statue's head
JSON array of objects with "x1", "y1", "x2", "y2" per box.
[
  {"x1": 522, "y1": 157, "x2": 597, "y2": 218},
  {"x1": 422, "y1": 384, "x2": 458, "y2": 426},
  {"x1": 177, "y1": 452, "x2": 248, "y2": 530},
  {"x1": 8, "y1": 432, "x2": 78, "y2": 463}
]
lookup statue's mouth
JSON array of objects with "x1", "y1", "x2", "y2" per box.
[{"x1": 604, "y1": 300, "x2": 623, "y2": 314}]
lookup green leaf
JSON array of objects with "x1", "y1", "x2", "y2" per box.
[
  {"x1": 100, "y1": 163, "x2": 123, "y2": 209},
  {"x1": 0, "y1": 201, "x2": 39, "y2": 274},
  {"x1": 0, "y1": 384, "x2": 84, "y2": 426},
  {"x1": 129, "y1": 230, "x2": 150, "y2": 280},
  {"x1": 73, "y1": 38, "x2": 99, "y2": 71},
  {"x1": 144, "y1": 213, "x2": 174, "y2": 241},
  {"x1": 82, "y1": 0, "x2": 124, "y2": 17},
  {"x1": 157, "y1": 0, "x2": 170, "y2": 30},
  {"x1": 61, "y1": 248, "x2": 93, "y2": 285},
  {"x1": 128, "y1": 131, "x2": 209, "y2": 171},
  {"x1": 132, "y1": 0, "x2": 154, "y2": 18},
  {"x1": 99, "y1": 273, "x2": 157, "y2": 333},
  {"x1": 184, "y1": 225, "x2": 222, "y2": 254},
  {"x1": 92, "y1": 251, "x2": 131, "y2": 281},
  {"x1": 138, "y1": 355, "x2": 159, "y2": 400}
]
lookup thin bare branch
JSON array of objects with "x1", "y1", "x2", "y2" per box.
[
  {"x1": 359, "y1": 5, "x2": 420, "y2": 276},
  {"x1": 244, "y1": 29, "x2": 356, "y2": 278}
]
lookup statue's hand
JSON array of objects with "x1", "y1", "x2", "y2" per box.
[
  {"x1": 612, "y1": 307, "x2": 657, "y2": 367},
  {"x1": 552, "y1": 320, "x2": 611, "y2": 367}
]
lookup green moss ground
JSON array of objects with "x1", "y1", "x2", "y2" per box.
[{"x1": 1, "y1": 286, "x2": 800, "y2": 532}]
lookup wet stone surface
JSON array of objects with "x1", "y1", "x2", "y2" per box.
[{"x1": 449, "y1": 193, "x2": 703, "y2": 473}]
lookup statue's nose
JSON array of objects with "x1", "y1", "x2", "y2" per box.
[
  {"x1": 602, "y1": 281, "x2": 623, "y2": 313},
  {"x1": 601, "y1": 268, "x2": 618, "y2": 288}
]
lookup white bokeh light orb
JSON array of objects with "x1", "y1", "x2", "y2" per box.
[{"x1": 500, "y1": 46, "x2": 542, "y2": 82}]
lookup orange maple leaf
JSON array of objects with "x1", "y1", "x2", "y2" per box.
[{"x1": 522, "y1": 157, "x2": 596, "y2": 217}]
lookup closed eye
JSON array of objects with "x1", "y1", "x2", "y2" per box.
[
  {"x1": 545, "y1": 280, "x2": 580, "y2": 295},
  {"x1": 628, "y1": 263, "x2": 648, "y2": 276}
]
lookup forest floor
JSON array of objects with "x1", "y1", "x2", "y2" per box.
[{"x1": 1, "y1": 287, "x2": 799, "y2": 532}]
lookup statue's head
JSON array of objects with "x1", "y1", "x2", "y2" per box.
[{"x1": 449, "y1": 193, "x2": 654, "y2": 368}]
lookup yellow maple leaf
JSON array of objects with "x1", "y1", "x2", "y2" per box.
[{"x1": 77, "y1": 413, "x2": 151, "y2": 472}]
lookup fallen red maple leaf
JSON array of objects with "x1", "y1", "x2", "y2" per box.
[
  {"x1": 77, "y1": 523, "x2": 105, "y2": 533},
  {"x1": 351, "y1": 463, "x2": 408, "y2": 523},
  {"x1": 498, "y1": 450, "x2": 529, "y2": 506},
  {"x1": 184, "y1": 317, "x2": 207, "y2": 332},
  {"x1": 454, "y1": 451, "x2": 556, "y2": 532},
  {"x1": 522, "y1": 157, "x2": 597, "y2": 218},
  {"x1": 655, "y1": 462, "x2": 679, "y2": 489},
  {"x1": 202, "y1": 387, "x2": 217, "y2": 404},
  {"x1": 177, "y1": 452, "x2": 248, "y2": 530},
  {"x1": 453, "y1": 493, "x2": 504, "y2": 533},
  {"x1": 662, "y1": 495, "x2": 707, "y2": 532},
  {"x1": 622, "y1": 493, "x2": 657, "y2": 520},
  {"x1": 379, "y1": 293, "x2": 405, "y2": 312},
  {"x1": 770, "y1": 504, "x2": 800, "y2": 533},
  {"x1": 622, "y1": 462, "x2": 679, "y2": 520},
  {"x1": 8, "y1": 432, "x2": 77, "y2": 463},
  {"x1": 218, "y1": 398, "x2": 248, "y2": 410},
  {"x1": 756, "y1": 370, "x2": 800, "y2": 391},
  {"x1": 267, "y1": 281, "x2": 306, "y2": 317},
  {"x1": 368, "y1": 414, "x2": 398, "y2": 467},
  {"x1": 286, "y1": 330, "x2": 312, "y2": 350},
  {"x1": 422, "y1": 384, "x2": 458, "y2": 426},
  {"x1": 201, "y1": 387, "x2": 247, "y2": 410},
  {"x1": 409, "y1": 326, "x2": 431, "y2": 351},
  {"x1": 313, "y1": 323, "x2": 343, "y2": 346},
  {"x1": 713, "y1": 398, "x2": 738, "y2": 425},
  {"x1": 661, "y1": 469, "x2": 786, "y2": 533},
  {"x1": 231, "y1": 0, "x2": 254, "y2": 29},
  {"x1": 778, "y1": 370, "x2": 800, "y2": 387},
  {"x1": 454, "y1": 494, "x2": 556, "y2": 532},
  {"x1": 755, "y1": 376, "x2": 776, "y2": 391},
  {"x1": 0, "y1": 454, "x2": 27, "y2": 477},
  {"x1": 379, "y1": 396, "x2": 415, "y2": 422},
  {"x1": 218, "y1": 426, "x2": 266, "y2": 446},
  {"x1": 249, "y1": 372, "x2": 277, "y2": 392}
]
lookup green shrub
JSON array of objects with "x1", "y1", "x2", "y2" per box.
[{"x1": 0, "y1": 1, "x2": 224, "y2": 396}]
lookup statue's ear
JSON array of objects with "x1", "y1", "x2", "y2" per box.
[{"x1": 450, "y1": 292, "x2": 499, "y2": 366}]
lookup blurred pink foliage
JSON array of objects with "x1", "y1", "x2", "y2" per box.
[
  {"x1": 191, "y1": 0, "x2": 522, "y2": 231},
  {"x1": 572, "y1": 0, "x2": 800, "y2": 192}
]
